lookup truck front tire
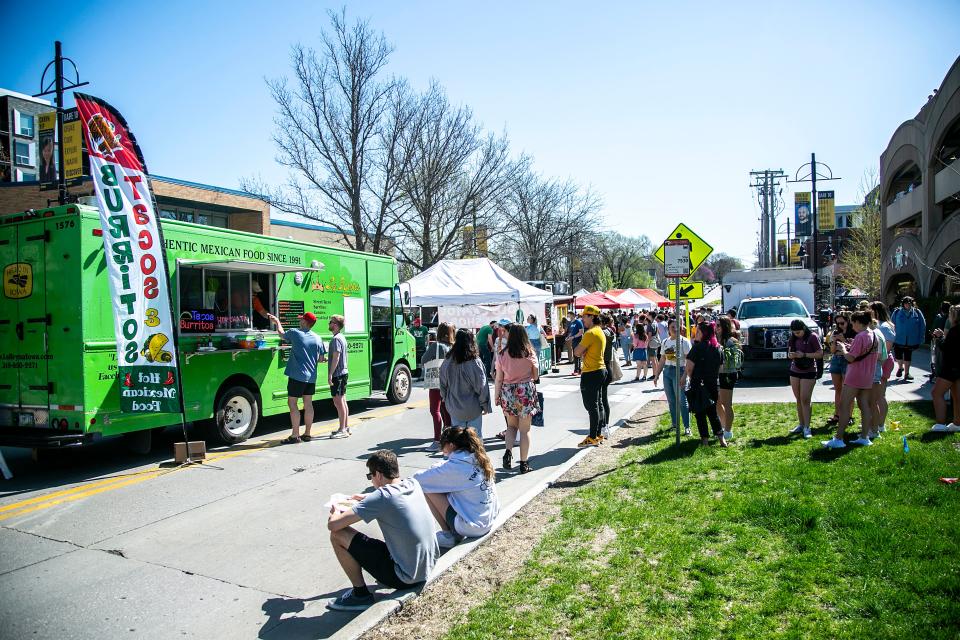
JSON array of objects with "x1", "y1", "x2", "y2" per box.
[
  {"x1": 386, "y1": 364, "x2": 412, "y2": 404},
  {"x1": 212, "y1": 385, "x2": 259, "y2": 444}
]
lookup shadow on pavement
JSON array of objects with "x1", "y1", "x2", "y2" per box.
[{"x1": 258, "y1": 590, "x2": 359, "y2": 640}]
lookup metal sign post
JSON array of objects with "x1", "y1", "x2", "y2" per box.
[{"x1": 674, "y1": 276, "x2": 682, "y2": 446}]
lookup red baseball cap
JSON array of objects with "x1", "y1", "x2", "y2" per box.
[{"x1": 298, "y1": 312, "x2": 317, "y2": 324}]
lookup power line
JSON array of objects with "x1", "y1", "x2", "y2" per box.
[{"x1": 749, "y1": 169, "x2": 788, "y2": 268}]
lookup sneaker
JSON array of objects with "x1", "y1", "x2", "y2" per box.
[
  {"x1": 931, "y1": 423, "x2": 951, "y2": 432},
  {"x1": 722, "y1": 430, "x2": 733, "y2": 440},
  {"x1": 947, "y1": 423, "x2": 960, "y2": 433},
  {"x1": 436, "y1": 530, "x2": 462, "y2": 548},
  {"x1": 328, "y1": 588, "x2": 375, "y2": 611},
  {"x1": 822, "y1": 438, "x2": 846, "y2": 449},
  {"x1": 330, "y1": 429, "x2": 350, "y2": 439},
  {"x1": 601, "y1": 425, "x2": 611, "y2": 439},
  {"x1": 851, "y1": 437, "x2": 873, "y2": 446},
  {"x1": 896, "y1": 367, "x2": 903, "y2": 377},
  {"x1": 878, "y1": 424, "x2": 887, "y2": 433},
  {"x1": 684, "y1": 428, "x2": 692, "y2": 437},
  {"x1": 904, "y1": 374, "x2": 914, "y2": 382},
  {"x1": 868, "y1": 430, "x2": 879, "y2": 440},
  {"x1": 789, "y1": 425, "x2": 804, "y2": 435},
  {"x1": 802, "y1": 426, "x2": 812, "y2": 439},
  {"x1": 577, "y1": 436, "x2": 599, "y2": 447},
  {"x1": 426, "y1": 440, "x2": 440, "y2": 452}
]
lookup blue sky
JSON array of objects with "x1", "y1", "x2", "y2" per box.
[{"x1": 4, "y1": 0, "x2": 958, "y2": 266}]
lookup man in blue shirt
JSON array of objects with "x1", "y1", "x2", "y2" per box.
[
  {"x1": 267, "y1": 311, "x2": 325, "y2": 443},
  {"x1": 567, "y1": 312, "x2": 584, "y2": 375},
  {"x1": 890, "y1": 296, "x2": 927, "y2": 382}
]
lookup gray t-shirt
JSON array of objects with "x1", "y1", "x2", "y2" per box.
[
  {"x1": 329, "y1": 333, "x2": 348, "y2": 377},
  {"x1": 353, "y1": 478, "x2": 438, "y2": 584},
  {"x1": 283, "y1": 329, "x2": 323, "y2": 383}
]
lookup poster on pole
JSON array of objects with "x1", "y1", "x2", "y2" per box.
[
  {"x1": 62, "y1": 108, "x2": 86, "y2": 184},
  {"x1": 794, "y1": 192, "x2": 812, "y2": 237},
  {"x1": 777, "y1": 239, "x2": 787, "y2": 265},
  {"x1": 74, "y1": 93, "x2": 182, "y2": 414},
  {"x1": 37, "y1": 112, "x2": 57, "y2": 190},
  {"x1": 818, "y1": 191, "x2": 835, "y2": 231},
  {"x1": 790, "y1": 238, "x2": 802, "y2": 266}
]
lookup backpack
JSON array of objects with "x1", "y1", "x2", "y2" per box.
[{"x1": 722, "y1": 339, "x2": 743, "y2": 371}]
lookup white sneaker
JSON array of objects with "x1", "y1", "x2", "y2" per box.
[
  {"x1": 851, "y1": 437, "x2": 873, "y2": 446},
  {"x1": 601, "y1": 425, "x2": 611, "y2": 439},
  {"x1": 436, "y1": 530, "x2": 460, "y2": 548},
  {"x1": 878, "y1": 424, "x2": 887, "y2": 433},
  {"x1": 802, "y1": 426, "x2": 812, "y2": 439},
  {"x1": 947, "y1": 423, "x2": 960, "y2": 433},
  {"x1": 822, "y1": 438, "x2": 846, "y2": 449},
  {"x1": 931, "y1": 423, "x2": 951, "y2": 432},
  {"x1": 789, "y1": 425, "x2": 804, "y2": 435},
  {"x1": 684, "y1": 428, "x2": 692, "y2": 436},
  {"x1": 869, "y1": 430, "x2": 880, "y2": 440},
  {"x1": 722, "y1": 430, "x2": 733, "y2": 440}
]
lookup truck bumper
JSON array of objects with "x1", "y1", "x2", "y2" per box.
[{"x1": 0, "y1": 427, "x2": 97, "y2": 449}]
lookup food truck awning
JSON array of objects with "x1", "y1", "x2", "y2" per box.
[{"x1": 176, "y1": 259, "x2": 324, "y2": 274}]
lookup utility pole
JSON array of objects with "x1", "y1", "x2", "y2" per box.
[
  {"x1": 750, "y1": 169, "x2": 787, "y2": 268},
  {"x1": 35, "y1": 41, "x2": 89, "y2": 205}
]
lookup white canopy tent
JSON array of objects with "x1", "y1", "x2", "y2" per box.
[
  {"x1": 402, "y1": 258, "x2": 552, "y2": 327},
  {"x1": 572, "y1": 287, "x2": 591, "y2": 298}
]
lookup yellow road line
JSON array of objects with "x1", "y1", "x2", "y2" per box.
[{"x1": 0, "y1": 399, "x2": 429, "y2": 522}]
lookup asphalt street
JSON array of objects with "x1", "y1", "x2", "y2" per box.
[{"x1": 0, "y1": 352, "x2": 933, "y2": 639}]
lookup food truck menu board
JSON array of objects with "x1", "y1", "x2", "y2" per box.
[{"x1": 278, "y1": 300, "x2": 305, "y2": 329}]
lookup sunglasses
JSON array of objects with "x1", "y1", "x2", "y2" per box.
[{"x1": 365, "y1": 472, "x2": 374, "y2": 480}]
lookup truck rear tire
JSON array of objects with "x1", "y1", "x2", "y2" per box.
[
  {"x1": 212, "y1": 386, "x2": 259, "y2": 444},
  {"x1": 386, "y1": 364, "x2": 412, "y2": 404}
]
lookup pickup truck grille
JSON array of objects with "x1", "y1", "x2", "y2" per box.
[{"x1": 764, "y1": 328, "x2": 791, "y2": 349}]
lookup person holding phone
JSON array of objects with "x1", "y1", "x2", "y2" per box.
[{"x1": 787, "y1": 319, "x2": 823, "y2": 439}]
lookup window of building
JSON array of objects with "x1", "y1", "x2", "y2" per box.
[
  {"x1": 15, "y1": 169, "x2": 36, "y2": 182},
  {"x1": 17, "y1": 113, "x2": 35, "y2": 137},
  {"x1": 156, "y1": 206, "x2": 228, "y2": 228},
  {"x1": 14, "y1": 141, "x2": 33, "y2": 166}
]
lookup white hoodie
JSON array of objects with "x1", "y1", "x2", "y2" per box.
[{"x1": 413, "y1": 450, "x2": 500, "y2": 537}]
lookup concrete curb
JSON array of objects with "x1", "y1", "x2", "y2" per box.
[{"x1": 329, "y1": 393, "x2": 655, "y2": 640}]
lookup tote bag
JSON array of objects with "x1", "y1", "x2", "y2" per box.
[{"x1": 609, "y1": 355, "x2": 624, "y2": 382}]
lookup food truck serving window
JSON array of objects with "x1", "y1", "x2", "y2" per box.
[{"x1": 178, "y1": 266, "x2": 273, "y2": 332}]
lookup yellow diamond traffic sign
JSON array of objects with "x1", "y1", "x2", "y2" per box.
[
  {"x1": 667, "y1": 281, "x2": 705, "y2": 301},
  {"x1": 655, "y1": 223, "x2": 714, "y2": 275}
]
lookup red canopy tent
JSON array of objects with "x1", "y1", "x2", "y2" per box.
[
  {"x1": 635, "y1": 288, "x2": 673, "y2": 308},
  {"x1": 573, "y1": 291, "x2": 632, "y2": 309}
]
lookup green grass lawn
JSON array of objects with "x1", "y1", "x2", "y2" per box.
[{"x1": 447, "y1": 402, "x2": 960, "y2": 640}]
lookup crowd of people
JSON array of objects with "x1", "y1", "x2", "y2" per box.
[{"x1": 267, "y1": 295, "x2": 956, "y2": 610}]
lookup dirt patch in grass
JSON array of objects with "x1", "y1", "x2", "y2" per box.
[{"x1": 361, "y1": 402, "x2": 669, "y2": 640}]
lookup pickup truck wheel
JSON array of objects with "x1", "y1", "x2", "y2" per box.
[
  {"x1": 211, "y1": 386, "x2": 259, "y2": 444},
  {"x1": 386, "y1": 364, "x2": 412, "y2": 404}
]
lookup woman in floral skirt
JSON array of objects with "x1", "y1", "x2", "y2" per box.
[{"x1": 493, "y1": 323, "x2": 540, "y2": 474}]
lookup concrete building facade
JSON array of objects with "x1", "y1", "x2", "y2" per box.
[{"x1": 880, "y1": 55, "x2": 960, "y2": 303}]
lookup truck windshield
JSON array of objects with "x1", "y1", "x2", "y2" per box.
[{"x1": 738, "y1": 300, "x2": 807, "y2": 319}]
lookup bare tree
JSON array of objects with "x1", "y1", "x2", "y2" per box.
[
  {"x1": 394, "y1": 83, "x2": 517, "y2": 271},
  {"x1": 838, "y1": 169, "x2": 882, "y2": 298},
  {"x1": 244, "y1": 10, "x2": 402, "y2": 253}
]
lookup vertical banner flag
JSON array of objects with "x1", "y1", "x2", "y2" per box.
[
  {"x1": 777, "y1": 239, "x2": 787, "y2": 265},
  {"x1": 818, "y1": 191, "x2": 835, "y2": 231},
  {"x1": 790, "y1": 238, "x2": 801, "y2": 265},
  {"x1": 62, "y1": 108, "x2": 86, "y2": 183},
  {"x1": 37, "y1": 112, "x2": 57, "y2": 190},
  {"x1": 74, "y1": 94, "x2": 182, "y2": 414},
  {"x1": 794, "y1": 192, "x2": 812, "y2": 237}
]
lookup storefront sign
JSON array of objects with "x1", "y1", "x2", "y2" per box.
[
  {"x1": 179, "y1": 309, "x2": 216, "y2": 333},
  {"x1": 75, "y1": 93, "x2": 182, "y2": 414}
]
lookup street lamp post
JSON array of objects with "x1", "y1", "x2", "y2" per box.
[{"x1": 788, "y1": 154, "x2": 841, "y2": 312}]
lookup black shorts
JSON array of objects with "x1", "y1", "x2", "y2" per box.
[
  {"x1": 287, "y1": 378, "x2": 316, "y2": 397},
  {"x1": 718, "y1": 372, "x2": 739, "y2": 390},
  {"x1": 347, "y1": 532, "x2": 412, "y2": 590},
  {"x1": 790, "y1": 370, "x2": 817, "y2": 380},
  {"x1": 330, "y1": 373, "x2": 349, "y2": 397},
  {"x1": 445, "y1": 505, "x2": 459, "y2": 533},
  {"x1": 893, "y1": 344, "x2": 916, "y2": 361}
]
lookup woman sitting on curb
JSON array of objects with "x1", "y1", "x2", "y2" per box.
[{"x1": 413, "y1": 427, "x2": 500, "y2": 548}]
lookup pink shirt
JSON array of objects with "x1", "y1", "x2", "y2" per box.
[
  {"x1": 844, "y1": 330, "x2": 879, "y2": 389},
  {"x1": 633, "y1": 336, "x2": 648, "y2": 349},
  {"x1": 496, "y1": 351, "x2": 537, "y2": 384}
]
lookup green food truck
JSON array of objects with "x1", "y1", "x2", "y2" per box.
[{"x1": 0, "y1": 204, "x2": 417, "y2": 448}]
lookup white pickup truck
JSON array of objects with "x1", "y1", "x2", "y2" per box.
[{"x1": 735, "y1": 297, "x2": 821, "y2": 378}]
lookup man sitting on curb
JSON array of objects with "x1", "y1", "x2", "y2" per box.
[{"x1": 327, "y1": 450, "x2": 439, "y2": 610}]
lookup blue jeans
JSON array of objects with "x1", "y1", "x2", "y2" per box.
[
  {"x1": 663, "y1": 366, "x2": 690, "y2": 429},
  {"x1": 452, "y1": 415, "x2": 483, "y2": 438}
]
